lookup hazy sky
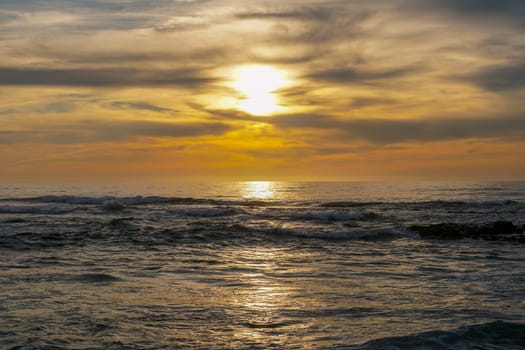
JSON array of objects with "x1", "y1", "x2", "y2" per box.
[{"x1": 1, "y1": 0, "x2": 525, "y2": 182}]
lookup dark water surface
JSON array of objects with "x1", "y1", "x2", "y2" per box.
[{"x1": 1, "y1": 182, "x2": 524, "y2": 349}]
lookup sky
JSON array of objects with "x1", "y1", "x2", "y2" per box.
[{"x1": 1, "y1": 0, "x2": 525, "y2": 182}]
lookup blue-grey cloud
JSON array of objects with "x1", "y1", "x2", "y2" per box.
[
  {"x1": 403, "y1": 0, "x2": 525, "y2": 29},
  {"x1": 100, "y1": 120, "x2": 231, "y2": 139},
  {"x1": 197, "y1": 102, "x2": 525, "y2": 144},
  {"x1": 235, "y1": 4, "x2": 371, "y2": 45},
  {"x1": 0, "y1": 67, "x2": 214, "y2": 87},
  {"x1": 270, "y1": 114, "x2": 525, "y2": 144},
  {"x1": 350, "y1": 97, "x2": 398, "y2": 108},
  {"x1": 0, "y1": 0, "x2": 173, "y2": 12},
  {"x1": 0, "y1": 1, "x2": 205, "y2": 32},
  {"x1": 109, "y1": 101, "x2": 177, "y2": 113},
  {"x1": 429, "y1": 0, "x2": 525, "y2": 19},
  {"x1": 0, "y1": 120, "x2": 232, "y2": 144},
  {"x1": 0, "y1": 11, "x2": 20, "y2": 23},
  {"x1": 154, "y1": 15, "x2": 211, "y2": 32},
  {"x1": 464, "y1": 62, "x2": 525, "y2": 92},
  {"x1": 307, "y1": 66, "x2": 421, "y2": 85},
  {"x1": 36, "y1": 102, "x2": 76, "y2": 114},
  {"x1": 8, "y1": 47, "x2": 227, "y2": 67},
  {"x1": 0, "y1": 102, "x2": 76, "y2": 115},
  {"x1": 72, "y1": 15, "x2": 158, "y2": 31},
  {"x1": 236, "y1": 7, "x2": 334, "y2": 21}
]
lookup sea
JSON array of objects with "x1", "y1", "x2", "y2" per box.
[{"x1": 1, "y1": 181, "x2": 524, "y2": 349}]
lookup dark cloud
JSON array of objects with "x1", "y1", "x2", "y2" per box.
[
  {"x1": 0, "y1": 67, "x2": 214, "y2": 88},
  {"x1": 270, "y1": 114, "x2": 525, "y2": 144},
  {"x1": 0, "y1": 120, "x2": 232, "y2": 144},
  {"x1": 408, "y1": 0, "x2": 525, "y2": 27},
  {"x1": 0, "y1": 102, "x2": 76, "y2": 115},
  {"x1": 109, "y1": 101, "x2": 177, "y2": 113},
  {"x1": 36, "y1": 102, "x2": 76, "y2": 113},
  {"x1": 238, "y1": 4, "x2": 370, "y2": 45},
  {"x1": 350, "y1": 97, "x2": 398, "y2": 108},
  {"x1": 430, "y1": 0, "x2": 525, "y2": 18},
  {"x1": 10, "y1": 47, "x2": 228, "y2": 67},
  {"x1": 0, "y1": 1, "x2": 207, "y2": 32},
  {"x1": 0, "y1": 0, "x2": 174, "y2": 12},
  {"x1": 307, "y1": 66, "x2": 420, "y2": 85},
  {"x1": 0, "y1": 11, "x2": 20, "y2": 23},
  {"x1": 100, "y1": 120, "x2": 231, "y2": 139},
  {"x1": 70, "y1": 15, "x2": 158, "y2": 31},
  {"x1": 464, "y1": 63, "x2": 525, "y2": 92},
  {"x1": 154, "y1": 16, "x2": 210, "y2": 32},
  {"x1": 236, "y1": 7, "x2": 334, "y2": 21},
  {"x1": 280, "y1": 13, "x2": 369, "y2": 44}
]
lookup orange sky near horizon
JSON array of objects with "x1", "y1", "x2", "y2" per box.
[{"x1": 1, "y1": 0, "x2": 525, "y2": 182}]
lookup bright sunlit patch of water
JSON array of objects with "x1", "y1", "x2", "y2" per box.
[{"x1": 241, "y1": 181, "x2": 276, "y2": 200}]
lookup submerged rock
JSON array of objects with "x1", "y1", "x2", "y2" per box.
[{"x1": 409, "y1": 221, "x2": 525, "y2": 242}]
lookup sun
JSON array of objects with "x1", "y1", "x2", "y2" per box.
[{"x1": 233, "y1": 65, "x2": 286, "y2": 116}]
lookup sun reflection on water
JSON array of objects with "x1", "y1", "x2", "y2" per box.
[
  {"x1": 230, "y1": 247, "x2": 302, "y2": 346},
  {"x1": 242, "y1": 181, "x2": 275, "y2": 200}
]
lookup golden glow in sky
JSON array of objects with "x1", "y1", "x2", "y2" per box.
[
  {"x1": 233, "y1": 65, "x2": 287, "y2": 116},
  {"x1": 1, "y1": 0, "x2": 525, "y2": 182}
]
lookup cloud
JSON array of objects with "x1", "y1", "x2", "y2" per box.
[
  {"x1": 232, "y1": 3, "x2": 372, "y2": 46},
  {"x1": 8, "y1": 46, "x2": 229, "y2": 67},
  {"x1": 275, "y1": 9, "x2": 370, "y2": 44},
  {"x1": 154, "y1": 15, "x2": 210, "y2": 32},
  {"x1": 0, "y1": 11, "x2": 20, "y2": 23},
  {"x1": 0, "y1": 67, "x2": 214, "y2": 87},
  {"x1": 236, "y1": 7, "x2": 334, "y2": 21},
  {"x1": 404, "y1": 0, "x2": 525, "y2": 29},
  {"x1": 350, "y1": 97, "x2": 398, "y2": 108},
  {"x1": 101, "y1": 120, "x2": 231, "y2": 139},
  {"x1": 307, "y1": 66, "x2": 420, "y2": 85},
  {"x1": 463, "y1": 62, "x2": 525, "y2": 92},
  {"x1": 0, "y1": 0, "x2": 173, "y2": 12},
  {"x1": 270, "y1": 114, "x2": 525, "y2": 144},
  {"x1": 0, "y1": 4, "x2": 162, "y2": 32},
  {"x1": 0, "y1": 120, "x2": 232, "y2": 144},
  {"x1": 0, "y1": 102, "x2": 76, "y2": 115},
  {"x1": 0, "y1": 1, "x2": 210, "y2": 33},
  {"x1": 428, "y1": 0, "x2": 525, "y2": 19},
  {"x1": 40, "y1": 102, "x2": 77, "y2": 113},
  {"x1": 109, "y1": 101, "x2": 177, "y2": 113}
]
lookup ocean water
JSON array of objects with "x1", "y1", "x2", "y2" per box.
[{"x1": 1, "y1": 181, "x2": 524, "y2": 349}]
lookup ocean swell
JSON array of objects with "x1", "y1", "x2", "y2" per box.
[{"x1": 342, "y1": 321, "x2": 525, "y2": 350}]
